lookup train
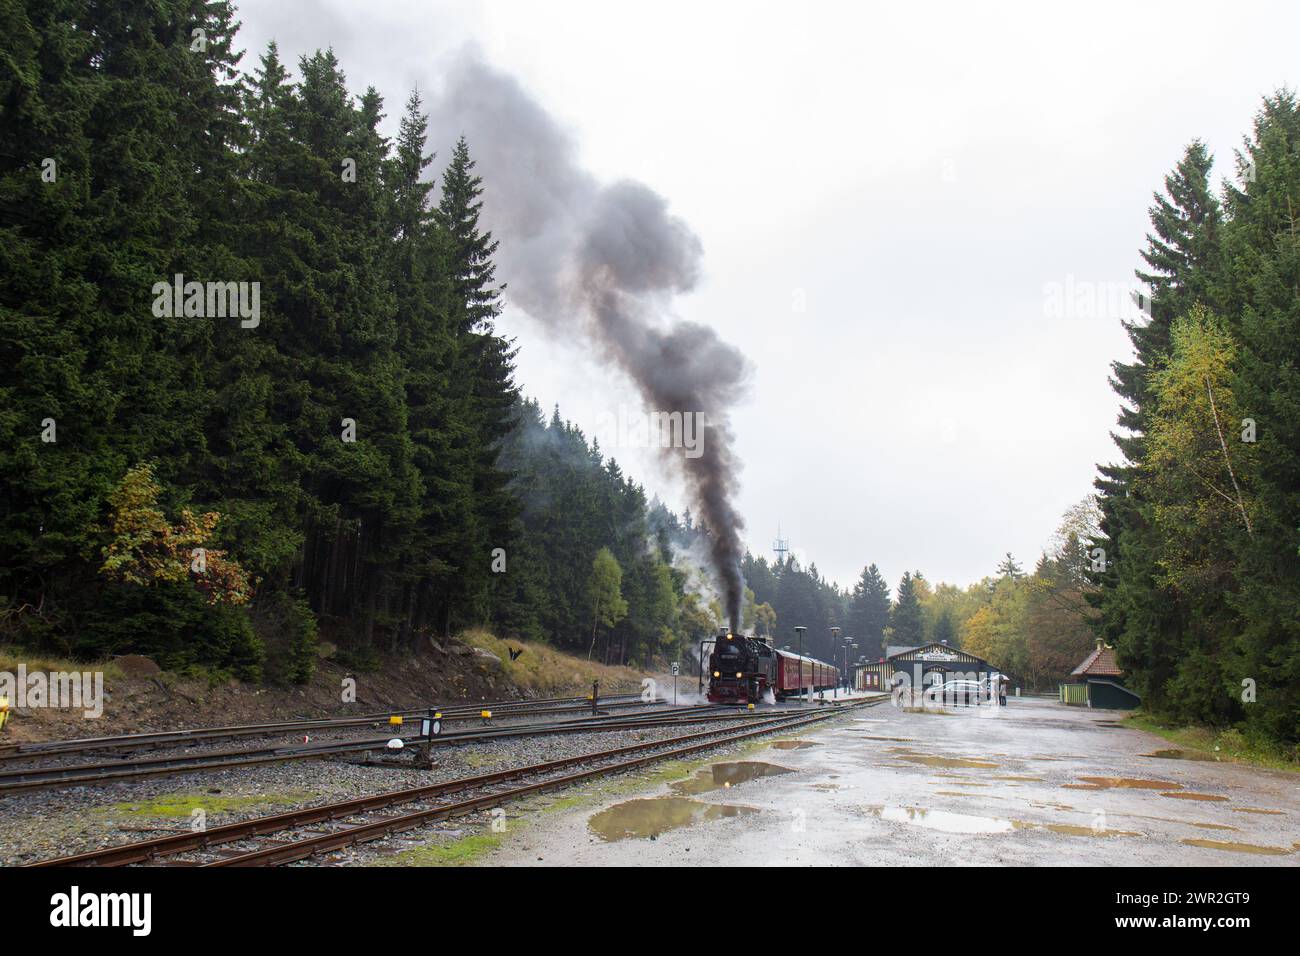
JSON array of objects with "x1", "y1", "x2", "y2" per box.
[{"x1": 706, "y1": 628, "x2": 840, "y2": 704}]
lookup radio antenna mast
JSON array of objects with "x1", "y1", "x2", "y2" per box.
[{"x1": 773, "y1": 525, "x2": 789, "y2": 565}]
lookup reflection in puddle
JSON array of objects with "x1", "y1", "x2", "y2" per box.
[
  {"x1": 934, "y1": 791, "x2": 1003, "y2": 799},
  {"x1": 864, "y1": 806, "x2": 1135, "y2": 838},
  {"x1": 1232, "y1": 807, "x2": 1285, "y2": 815},
  {"x1": 589, "y1": 797, "x2": 758, "y2": 841},
  {"x1": 865, "y1": 805, "x2": 1015, "y2": 834},
  {"x1": 1041, "y1": 823, "x2": 1139, "y2": 837},
  {"x1": 670, "y1": 761, "x2": 794, "y2": 795},
  {"x1": 854, "y1": 736, "x2": 916, "y2": 742},
  {"x1": 1181, "y1": 838, "x2": 1292, "y2": 856},
  {"x1": 1118, "y1": 813, "x2": 1240, "y2": 832},
  {"x1": 1069, "y1": 776, "x2": 1181, "y2": 790},
  {"x1": 897, "y1": 755, "x2": 999, "y2": 769},
  {"x1": 1159, "y1": 791, "x2": 1229, "y2": 802},
  {"x1": 769, "y1": 740, "x2": 820, "y2": 750},
  {"x1": 1141, "y1": 749, "x2": 1218, "y2": 761},
  {"x1": 995, "y1": 775, "x2": 1044, "y2": 782}
]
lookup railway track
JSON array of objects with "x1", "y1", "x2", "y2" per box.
[
  {"x1": 0, "y1": 702, "x2": 778, "y2": 793},
  {"x1": 26, "y1": 698, "x2": 879, "y2": 867},
  {"x1": 0, "y1": 692, "x2": 652, "y2": 763}
]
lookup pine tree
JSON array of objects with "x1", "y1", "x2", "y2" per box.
[
  {"x1": 435, "y1": 136, "x2": 504, "y2": 334},
  {"x1": 1091, "y1": 141, "x2": 1223, "y2": 713},
  {"x1": 891, "y1": 572, "x2": 925, "y2": 647},
  {"x1": 847, "y1": 564, "x2": 892, "y2": 658},
  {"x1": 1221, "y1": 92, "x2": 1300, "y2": 744},
  {"x1": 433, "y1": 135, "x2": 518, "y2": 635},
  {"x1": 932, "y1": 610, "x2": 957, "y2": 646},
  {"x1": 996, "y1": 553, "x2": 1024, "y2": 580}
]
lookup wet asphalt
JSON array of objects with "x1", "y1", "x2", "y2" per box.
[{"x1": 487, "y1": 695, "x2": 1299, "y2": 866}]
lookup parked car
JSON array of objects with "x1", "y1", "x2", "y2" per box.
[{"x1": 938, "y1": 679, "x2": 985, "y2": 706}]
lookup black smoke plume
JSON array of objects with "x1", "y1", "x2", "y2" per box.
[{"x1": 429, "y1": 52, "x2": 750, "y2": 628}]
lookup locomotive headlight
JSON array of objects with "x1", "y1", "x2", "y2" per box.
[
  {"x1": 736, "y1": 672, "x2": 742, "y2": 678},
  {"x1": 713, "y1": 671, "x2": 720, "y2": 678}
]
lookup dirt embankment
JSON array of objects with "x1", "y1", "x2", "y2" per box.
[{"x1": 0, "y1": 632, "x2": 646, "y2": 744}]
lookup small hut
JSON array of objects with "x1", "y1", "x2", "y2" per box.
[{"x1": 1060, "y1": 639, "x2": 1140, "y2": 710}]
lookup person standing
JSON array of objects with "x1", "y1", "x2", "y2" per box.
[{"x1": 999, "y1": 675, "x2": 1008, "y2": 707}]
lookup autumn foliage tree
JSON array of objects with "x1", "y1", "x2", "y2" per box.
[{"x1": 101, "y1": 464, "x2": 252, "y2": 606}]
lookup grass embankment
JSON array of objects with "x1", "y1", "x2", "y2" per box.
[
  {"x1": 1124, "y1": 711, "x2": 1300, "y2": 772},
  {"x1": 459, "y1": 628, "x2": 644, "y2": 697},
  {"x1": 0, "y1": 647, "x2": 126, "y2": 682}
]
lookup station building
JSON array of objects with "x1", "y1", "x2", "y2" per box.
[{"x1": 853, "y1": 641, "x2": 997, "y2": 693}]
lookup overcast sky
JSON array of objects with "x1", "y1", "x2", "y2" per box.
[{"x1": 236, "y1": 0, "x2": 1298, "y2": 593}]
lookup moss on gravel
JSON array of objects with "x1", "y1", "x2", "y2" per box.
[{"x1": 100, "y1": 790, "x2": 319, "y2": 817}]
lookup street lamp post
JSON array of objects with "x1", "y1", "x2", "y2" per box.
[
  {"x1": 793, "y1": 626, "x2": 807, "y2": 706},
  {"x1": 830, "y1": 627, "x2": 840, "y2": 698}
]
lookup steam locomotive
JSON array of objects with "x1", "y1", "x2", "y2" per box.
[{"x1": 707, "y1": 628, "x2": 840, "y2": 704}]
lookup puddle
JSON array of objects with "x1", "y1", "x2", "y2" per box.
[
  {"x1": 1040, "y1": 823, "x2": 1140, "y2": 838},
  {"x1": 589, "y1": 797, "x2": 758, "y2": 841},
  {"x1": 1192, "y1": 822, "x2": 1239, "y2": 831},
  {"x1": 865, "y1": 805, "x2": 1015, "y2": 834},
  {"x1": 809, "y1": 783, "x2": 841, "y2": 791},
  {"x1": 995, "y1": 775, "x2": 1044, "y2": 782},
  {"x1": 1181, "y1": 838, "x2": 1292, "y2": 856},
  {"x1": 864, "y1": 806, "x2": 1133, "y2": 838},
  {"x1": 1069, "y1": 776, "x2": 1181, "y2": 790},
  {"x1": 897, "y1": 755, "x2": 999, "y2": 770},
  {"x1": 670, "y1": 761, "x2": 794, "y2": 795},
  {"x1": 1159, "y1": 791, "x2": 1229, "y2": 802},
  {"x1": 1141, "y1": 749, "x2": 1219, "y2": 761},
  {"x1": 1232, "y1": 807, "x2": 1285, "y2": 815},
  {"x1": 934, "y1": 791, "x2": 1003, "y2": 799},
  {"x1": 854, "y1": 736, "x2": 915, "y2": 742},
  {"x1": 769, "y1": 740, "x2": 820, "y2": 750}
]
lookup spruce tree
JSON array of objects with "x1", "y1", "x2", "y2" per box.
[
  {"x1": 1221, "y1": 92, "x2": 1300, "y2": 744},
  {"x1": 847, "y1": 564, "x2": 892, "y2": 658},
  {"x1": 891, "y1": 572, "x2": 925, "y2": 647},
  {"x1": 1091, "y1": 141, "x2": 1223, "y2": 713}
]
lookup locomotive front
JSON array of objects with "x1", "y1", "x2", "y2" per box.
[{"x1": 707, "y1": 627, "x2": 775, "y2": 704}]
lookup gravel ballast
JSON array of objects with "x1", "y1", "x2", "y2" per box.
[{"x1": 0, "y1": 705, "x2": 848, "y2": 866}]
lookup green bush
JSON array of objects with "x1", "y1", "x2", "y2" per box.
[
  {"x1": 252, "y1": 590, "x2": 320, "y2": 685},
  {"x1": 79, "y1": 580, "x2": 264, "y2": 680}
]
